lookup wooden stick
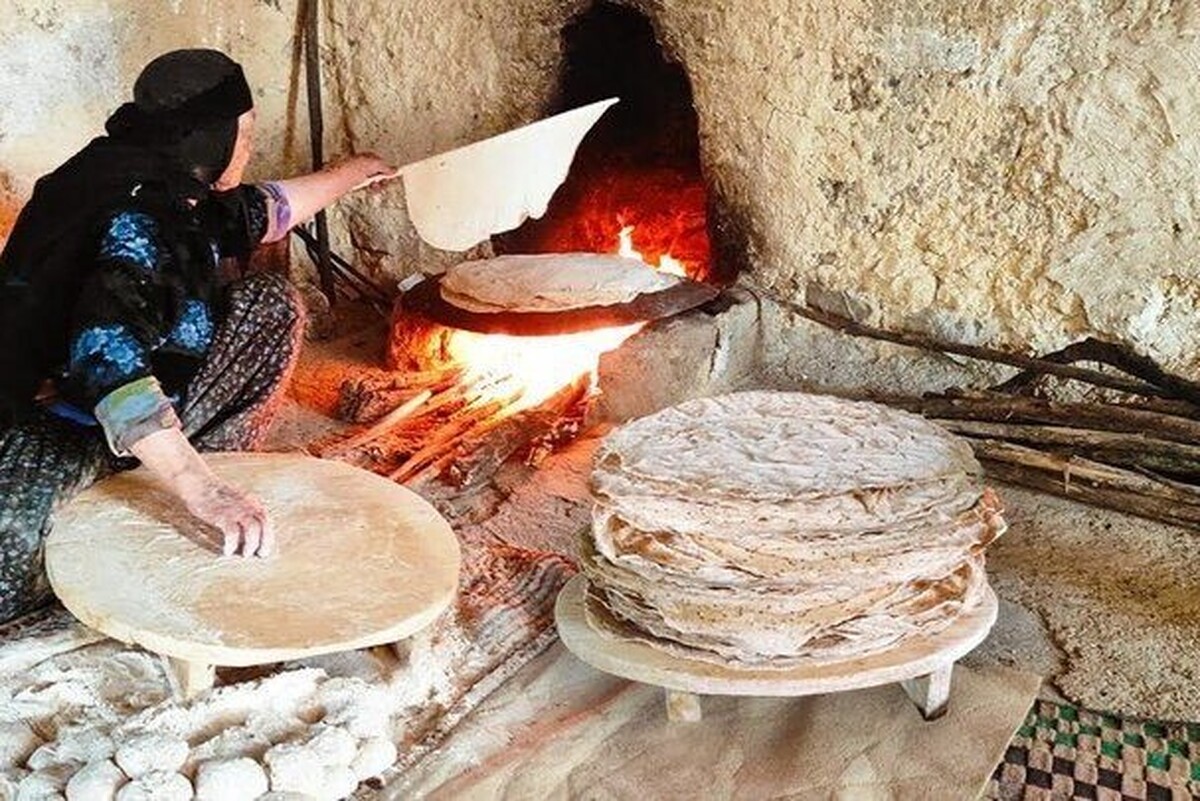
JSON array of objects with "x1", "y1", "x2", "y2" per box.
[
  {"x1": 1116, "y1": 398, "x2": 1200, "y2": 421},
  {"x1": 993, "y1": 337, "x2": 1200, "y2": 406},
  {"x1": 404, "y1": 405, "x2": 519, "y2": 486},
  {"x1": 389, "y1": 396, "x2": 511, "y2": 483},
  {"x1": 784, "y1": 301, "x2": 1168, "y2": 398},
  {"x1": 871, "y1": 392, "x2": 1200, "y2": 447},
  {"x1": 317, "y1": 389, "x2": 433, "y2": 457},
  {"x1": 447, "y1": 376, "x2": 591, "y2": 489},
  {"x1": 934, "y1": 419, "x2": 1200, "y2": 479},
  {"x1": 973, "y1": 439, "x2": 1200, "y2": 529}
]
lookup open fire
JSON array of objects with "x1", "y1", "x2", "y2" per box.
[
  {"x1": 448, "y1": 225, "x2": 693, "y2": 413},
  {"x1": 324, "y1": 227, "x2": 697, "y2": 490}
]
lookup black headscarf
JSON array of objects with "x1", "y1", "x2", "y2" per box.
[{"x1": 0, "y1": 49, "x2": 254, "y2": 423}]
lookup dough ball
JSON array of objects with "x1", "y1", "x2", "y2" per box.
[
  {"x1": 350, "y1": 737, "x2": 396, "y2": 780},
  {"x1": 194, "y1": 758, "x2": 269, "y2": 801},
  {"x1": 114, "y1": 735, "x2": 188, "y2": 779},
  {"x1": 65, "y1": 759, "x2": 127, "y2": 801},
  {"x1": 114, "y1": 771, "x2": 192, "y2": 801},
  {"x1": 187, "y1": 725, "x2": 272, "y2": 764},
  {"x1": 316, "y1": 682, "x2": 391, "y2": 739},
  {"x1": 0, "y1": 721, "x2": 43, "y2": 772},
  {"x1": 16, "y1": 766, "x2": 70, "y2": 799},
  {"x1": 318, "y1": 766, "x2": 358, "y2": 800},
  {"x1": 303, "y1": 727, "x2": 356, "y2": 767},
  {"x1": 28, "y1": 728, "x2": 114, "y2": 770},
  {"x1": 264, "y1": 742, "x2": 321, "y2": 793},
  {"x1": 243, "y1": 709, "x2": 308, "y2": 743}
]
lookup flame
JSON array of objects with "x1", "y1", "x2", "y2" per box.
[
  {"x1": 617, "y1": 225, "x2": 643, "y2": 262},
  {"x1": 447, "y1": 323, "x2": 643, "y2": 412},
  {"x1": 617, "y1": 225, "x2": 687, "y2": 277}
]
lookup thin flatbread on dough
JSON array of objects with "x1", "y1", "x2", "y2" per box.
[{"x1": 440, "y1": 253, "x2": 681, "y2": 314}]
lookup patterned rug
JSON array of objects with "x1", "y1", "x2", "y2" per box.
[{"x1": 987, "y1": 700, "x2": 1200, "y2": 800}]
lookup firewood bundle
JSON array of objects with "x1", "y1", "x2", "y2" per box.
[
  {"x1": 792, "y1": 302, "x2": 1200, "y2": 531},
  {"x1": 312, "y1": 366, "x2": 595, "y2": 492}
]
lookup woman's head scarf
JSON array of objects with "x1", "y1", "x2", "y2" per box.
[
  {"x1": 0, "y1": 49, "x2": 254, "y2": 421},
  {"x1": 108, "y1": 48, "x2": 254, "y2": 187}
]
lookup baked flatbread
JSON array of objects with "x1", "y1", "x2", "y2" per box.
[
  {"x1": 440, "y1": 253, "x2": 680, "y2": 314},
  {"x1": 579, "y1": 390, "x2": 1006, "y2": 667}
]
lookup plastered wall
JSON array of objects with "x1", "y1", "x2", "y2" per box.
[{"x1": 3, "y1": 0, "x2": 1197, "y2": 381}]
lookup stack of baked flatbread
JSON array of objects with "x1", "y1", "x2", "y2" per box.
[
  {"x1": 440, "y1": 253, "x2": 680, "y2": 314},
  {"x1": 581, "y1": 391, "x2": 1006, "y2": 668}
]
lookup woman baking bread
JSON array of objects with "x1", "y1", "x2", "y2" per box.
[{"x1": 0, "y1": 49, "x2": 396, "y2": 623}]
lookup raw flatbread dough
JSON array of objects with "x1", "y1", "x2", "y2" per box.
[
  {"x1": 580, "y1": 391, "x2": 1007, "y2": 667},
  {"x1": 440, "y1": 253, "x2": 680, "y2": 314},
  {"x1": 45, "y1": 453, "x2": 460, "y2": 668}
]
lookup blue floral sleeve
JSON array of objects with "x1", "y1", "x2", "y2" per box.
[
  {"x1": 97, "y1": 210, "x2": 161, "y2": 271},
  {"x1": 62, "y1": 209, "x2": 180, "y2": 453},
  {"x1": 69, "y1": 324, "x2": 150, "y2": 390}
]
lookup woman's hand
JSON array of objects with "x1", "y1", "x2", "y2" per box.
[
  {"x1": 334, "y1": 153, "x2": 400, "y2": 191},
  {"x1": 180, "y1": 477, "x2": 275, "y2": 558},
  {"x1": 128, "y1": 427, "x2": 276, "y2": 558}
]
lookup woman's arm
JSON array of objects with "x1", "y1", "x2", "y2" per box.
[
  {"x1": 259, "y1": 154, "x2": 397, "y2": 243},
  {"x1": 70, "y1": 210, "x2": 273, "y2": 558},
  {"x1": 130, "y1": 427, "x2": 274, "y2": 557}
]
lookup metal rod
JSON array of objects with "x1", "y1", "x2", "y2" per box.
[{"x1": 303, "y1": 0, "x2": 336, "y2": 304}]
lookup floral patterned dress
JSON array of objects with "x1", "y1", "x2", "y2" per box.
[{"x1": 0, "y1": 183, "x2": 302, "y2": 622}]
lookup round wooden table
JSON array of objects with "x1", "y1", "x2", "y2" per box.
[
  {"x1": 555, "y1": 574, "x2": 998, "y2": 722},
  {"x1": 46, "y1": 453, "x2": 460, "y2": 698}
]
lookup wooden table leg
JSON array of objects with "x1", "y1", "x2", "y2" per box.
[
  {"x1": 665, "y1": 689, "x2": 702, "y2": 722},
  {"x1": 168, "y1": 657, "x2": 216, "y2": 700},
  {"x1": 901, "y1": 663, "x2": 953, "y2": 720}
]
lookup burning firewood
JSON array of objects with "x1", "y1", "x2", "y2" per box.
[
  {"x1": 318, "y1": 389, "x2": 434, "y2": 458},
  {"x1": 443, "y1": 374, "x2": 594, "y2": 490},
  {"x1": 337, "y1": 367, "x2": 464, "y2": 423}
]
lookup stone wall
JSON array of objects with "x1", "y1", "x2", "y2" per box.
[
  {"x1": 3, "y1": 0, "x2": 1197, "y2": 383},
  {"x1": 0, "y1": 1, "x2": 301, "y2": 229},
  {"x1": 641, "y1": 0, "x2": 1200, "y2": 380}
]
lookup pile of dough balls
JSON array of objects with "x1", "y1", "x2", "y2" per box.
[{"x1": 13, "y1": 724, "x2": 397, "y2": 801}]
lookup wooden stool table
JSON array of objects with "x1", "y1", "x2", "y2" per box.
[
  {"x1": 555, "y1": 575, "x2": 998, "y2": 722},
  {"x1": 46, "y1": 453, "x2": 460, "y2": 698}
]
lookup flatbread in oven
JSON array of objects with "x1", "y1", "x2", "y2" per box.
[{"x1": 440, "y1": 253, "x2": 681, "y2": 314}]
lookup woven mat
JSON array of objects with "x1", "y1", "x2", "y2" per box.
[{"x1": 987, "y1": 700, "x2": 1200, "y2": 800}]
